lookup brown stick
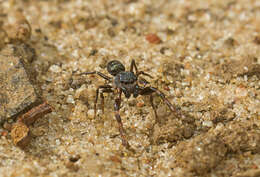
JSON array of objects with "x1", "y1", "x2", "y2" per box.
[{"x1": 18, "y1": 102, "x2": 52, "y2": 126}]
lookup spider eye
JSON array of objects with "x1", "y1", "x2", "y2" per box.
[{"x1": 107, "y1": 60, "x2": 125, "y2": 76}]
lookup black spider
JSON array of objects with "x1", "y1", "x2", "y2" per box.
[{"x1": 81, "y1": 60, "x2": 179, "y2": 148}]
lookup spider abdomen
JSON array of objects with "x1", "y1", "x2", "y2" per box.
[{"x1": 107, "y1": 60, "x2": 125, "y2": 76}]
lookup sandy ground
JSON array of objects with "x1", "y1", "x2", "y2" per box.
[{"x1": 0, "y1": 0, "x2": 260, "y2": 176}]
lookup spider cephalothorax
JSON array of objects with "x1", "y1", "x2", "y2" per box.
[
  {"x1": 81, "y1": 59, "x2": 178, "y2": 148},
  {"x1": 114, "y1": 71, "x2": 138, "y2": 98}
]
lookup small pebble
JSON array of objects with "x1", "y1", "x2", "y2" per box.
[
  {"x1": 7, "y1": 11, "x2": 32, "y2": 42},
  {"x1": 1, "y1": 131, "x2": 8, "y2": 136},
  {"x1": 145, "y1": 33, "x2": 161, "y2": 44},
  {"x1": 109, "y1": 155, "x2": 122, "y2": 163},
  {"x1": 69, "y1": 154, "x2": 81, "y2": 162},
  {"x1": 88, "y1": 109, "x2": 95, "y2": 118},
  {"x1": 137, "y1": 101, "x2": 145, "y2": 107},
  {"x1": 67, "y1": 95, "x2": 75, "y2": 104},
  {"x1": 202, "y1": 120, "x2": 213, "y2": 127},
  {"x1": 164, "y1": 86, "x2": 170, "y2": 91},
  {"x1": 49, "y1": 65, "x2": 62, "y2": 73}
]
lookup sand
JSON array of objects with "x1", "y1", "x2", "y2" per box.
[{"x1": 0, "y1": 0, "x2": 259, "y2": 176}]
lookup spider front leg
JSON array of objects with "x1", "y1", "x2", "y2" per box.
[
  {"x1": 140, "y1": 86, "x2": 181, "y2": 118},
  {"x1": 94, "y1": 85, "x2": 113, "y2": 118},
  {"x1": 149, "y1": 94, "x2": 159, "y2": 123},
  {"x1": 80, "y1": 71, "x2": 112, "y2": 81},
  {"x1": 130, "y1": 59, "x2": 153, "y2": 78},
  {"x1": 130, "y1": 59, "x2": 138, "y2": 73},
  {"x1": 114, "y1": 90, "x2": 130, "y2": 148}
]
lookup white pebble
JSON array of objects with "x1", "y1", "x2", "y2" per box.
[
  {"x1": 202, "y1": 120, "x2": 213, "y2": 127},
  {"x1": 66, "y1": 95, "x2": 75, "y2": 104},
  {"x1": 88, "y1": 109, "x2": 94, "y2": 118},
  {"x1": 49, "y1": 64, "x2": 62, "y2": 73}
]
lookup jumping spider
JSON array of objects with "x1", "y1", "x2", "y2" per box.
[{"x1": 81, "y1": 60, "x2": 178, "y2": 148}]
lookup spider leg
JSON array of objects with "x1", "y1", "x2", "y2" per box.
[
  {"x1": 130, "y1": 59, "x2": 138, "y2": 73},
  {"x1": 137, "y1": 71, "x2": 153, "y2": 78},
  {"x1": 130, "y1": 59, "x2": 153, "y2": 78},
  {"x1": 80, "y1": 71, "x2": 112, "y2": 81},
  {"x1": 100, "y1": 91, "x2": 104, "y2": 114},
  {"x1": 94, "y1": 85, "x2": 113, "y2": 118},
  {"x1": 149, "y1": 94, "x2": 159, "y2": 123},
  {"x1": 140, "y1": 86, "x2": 180, "y2": 118},
  {"x1": 138, "y1": 77, "x2": 150, "y2": 87},
  {"x1": 100, "y1": 88, "x2": 113, "y2": 114},
  {"x1": 114, "y1": 90, "x2": 130, "y2": 148}
]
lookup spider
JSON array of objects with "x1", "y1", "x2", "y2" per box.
[{"x1": 81, "y1": 60, "x2": 178, "y2": 148}]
